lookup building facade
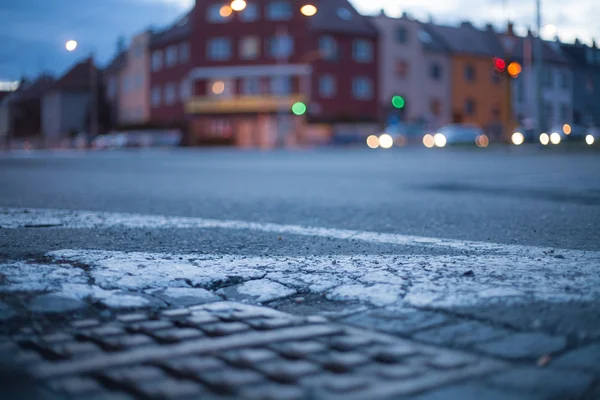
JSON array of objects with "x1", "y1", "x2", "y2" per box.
[
  {"x1": 150, "y1": 0, "x2": 379, "y2": 147},
  {"x1": 427, "y1": 22, "x2": 509, "y2": 139},
  {"x1": 118, "y1": 31, "x2": 153, "y2": 126},
  {"x1": 371, "y1": 12, "x2": 451, "y2": 130},
  {"x1": 559, "y1": 40, "x2": 600, "y2": 127}
]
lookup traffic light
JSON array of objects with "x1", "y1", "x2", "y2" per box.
[
  {"x1": 292, "y1": 101, "x2": 307, "y2": 116},
  {"x1": 507, "y1": 62, "x2": 522, "y2": 78},
  {"x1": 493, "y1": 57, "x2": 506, "y2": 73},
  {"x1": 392, "y1": 95, "x2": 405, "y2": 109}
]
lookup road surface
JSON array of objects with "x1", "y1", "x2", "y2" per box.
[{"x1": 0, "y1": 147, "x2": 599, "y2": 399}]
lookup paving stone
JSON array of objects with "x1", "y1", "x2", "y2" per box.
[
  {"x1": 116, "y1": 313, "x2": 148, "y2": 323},
  {"x1": 241, "y1": 384, "x2": 305, "y2": 400},
  {"x1": 162, "y1": 308, "x2": 191, "y2": 318},
  {"x1": 134, "y1": 378, "x2": 204, "y2": 399},
  {"x1": 270, "y1": 341, "x2": 328, "y2": 359},
  {"x1": 201, "y1": 322, "x2": 250, "y2": 336},
  {"x1": 413, "y1": 321, "x2": 510, "y2": 347},
  {"x1": 485, "y1": 367, "x2": 594, "y2": 399},
  {"x1": 217, "y1": 279, "x2": 296, "y2": 303},
  {"x1": 313, "y1": 352, "x2": 371, "y2": 372},
  {"x1": 323, "y1": 375, "x2": 372, "y2": 393},
  {"x1": 327, "y1": 335, "x2": 375, "y2": 352},
  {"x1": 0, "y1": 301, "x2": 16, "y2": 320},
  {"x1": 127, "y1": 320, "x2": 173, "y2": 333},
  {"x1": 159, "y1": 356, "x2": 225, "y2": 376},
  {"x1": 371, "y1": 343, "x2": 421, "y2": 363},
  {"x1": 475, "y1": 333, "x2": 567, "y2": 359},
  {"x1": 28, "y1": 294, "x2": 86, "y2": 313},
  {"x1": 51, "y1": 341, "x2": 102, "y2": 358},
  {"x1": 151, "y1": 287, "x2": 220, "y2": 307},
  {"x1": 245, "y1": 317, "x2": 301, "y2": 330},
  {"x1": 552, "y1": 343, "x2": 600, "y2": 373},
  {"x1": 179, "y1": 312, "x2": 220, "y2": 326},
  {"x1": 87, "y1": 325, "x2": 126, "y2": 338},
  {"x1": 426, "y1": 353, "x2": 476, "y2": 370},
  {"x1": 40, "y1": 333, "x2": 72, "y2": 344},
  {"x1": 71, "y1": 319, "x2": 101, "y2": 329},
  {"x1": 200, "y1": 368, "x2": 265, "y2": 389},
  {"x1": 376, "y1": 364, "x2": 425, "y2": 380},
  {"x1": 221, "y1": 348, "x2": 279, "y2": 367},
  {"x1": 256, "y1": 360, "x2": 321, "y2": 383},
  {"x1": 342, "y1": 308, "x2": 448, "y2": 335},
  {"x1": 102, "y1": 365, "x2": 168, "y2": 386},
  {"x1": 100, "y1": 334, "x2": 154, "y2": 351},
  {"x1": 49, "y1": 376, "x2": 104, "y2": 395},
  {"x1": 410, "y1": 382, "x2": 547, "y2": 400}
]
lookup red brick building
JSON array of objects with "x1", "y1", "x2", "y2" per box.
[{"x1": 150, "y1": 0, "x2": 379, "y2": 147}]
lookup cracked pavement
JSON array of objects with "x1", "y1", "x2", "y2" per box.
[{"x1": 1, "y1": 148, "x2": 600, "y2": 399}]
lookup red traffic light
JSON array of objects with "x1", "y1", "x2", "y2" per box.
[{"x1": 493, "y1": 57, "x2": 506, "y2": 72}]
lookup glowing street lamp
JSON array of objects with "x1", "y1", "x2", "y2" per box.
[
  {"x1": 300, "y1": 4, "x2": 318, "y2": 16},
  {"x1": 65, "y1": 40, "x2": 78, "y2": 52},
  {"x1": 230, "y1": 0, "x2": 247, "y2": 11}
]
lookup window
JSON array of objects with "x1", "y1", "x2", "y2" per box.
[
  {"x1": 207, "y1": 37, "x2": 232, "y2": 60},
  {"x1": 560, "y1": 104, "x2": 569, "y2": 121},
  {"x1": 269, "y1": 35, "x2": 293, "y2": 58},
  {"x1": 464, "y1": 64, "x2": 476, "y2": 82},
  {"x1": 542, "y1": 67, "x2": 552, "y2": 87},
  {"x1": 319, "y1": 75, "x2": 336, "y2": 98},
  {"x1": 165, "y1": 83, "x2": 177, "y2": 105},
  {"x1": 242, "y1": 77, "x2": 261, "y2": 95},
  {"x1": 353, "y1": 40, "x2": 373, "y2": 63},
  {"x1": 151, "y1": 50, "x2": 163, "y2": 71},
  {"x1": 208, "y1": 4, "x2": 231, "y2": 23},
  {"x1": 430, "y1": 63, "x2": 442, "y2": 80},
  {"x1": 270, "y1": 76, "x2": 291, "y2": 95},
  {"x1": 430, "y1": 99, "x2": 441, "y2": 116},
  {"x1": 396, "y1": 27, "x2": 408, "y2": 44},
  {"x1": 134, "y1": 73, "x2": 142, "y2": 90},
  {"x1": 239, "y1": 3, "x2": 259, "y2": 21},
  {"x1": 240, "y1": 36, "x2": 260, "y2": 60},
  {"x1": 560, "y1": 70, "x2": 569, "y2": 89},
  {"x1": 465, "y1": 98, "x2": 476, "y2": 115},
  {"x1": 151, "y1": 86, "x2": 161, "y2": 107},
  {"x1": 396, "y1": 60, "x2": 408, "y2": 79},
  {"x1": 267, "y1": 1, "x2": 292, "y2": 21},
  {"x1": 166, "y1": 46, "x2": 178, "y2": 67},
  {"x1": 319, "y1": 36, "x2": 338, "y2": 61},
  {"x1": 179, "y1": 42, "x2": 190, "y2": 63},
  {"x1": 107, "y1": 77, "x2": 116, "y2": 98},
  {"x1": 180, "y1": 79, "x2": 192, "y2": 100},
  {"x1": 352, "y1": 77, "x2": 373, "y2": 100}
]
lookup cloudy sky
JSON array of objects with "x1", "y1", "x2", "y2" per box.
[{"x1": 0, "y1": 0, "x2": 597, "y2": 82}]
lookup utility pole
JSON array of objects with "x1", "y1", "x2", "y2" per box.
[
  {"x1": 535, "y1": 0, "x2": 544, "y2": 133},
  {"x1": 90, "y1": 53, "x2": 98, "y2": 148}
]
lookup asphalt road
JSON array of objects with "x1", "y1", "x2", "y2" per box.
[
  {"x1": 0, "y1": 146, "x2": 599, "y2": 252},
  {"x1": 1, "y1": 147, "x2": 600, "y2": 399}
]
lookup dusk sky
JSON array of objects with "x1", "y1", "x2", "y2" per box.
[{"x1": 0, "y1": 0, "x2": 597, "y2": 82}]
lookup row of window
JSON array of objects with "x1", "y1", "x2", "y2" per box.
[
  {"x1": 205, "y1": 36, "x2": 373, "y2": 63},
  {"x1": 150, "y1": 75, "x2": 374, "y2": 107},
  {"x1": 152, "y1": 42, "x2": 190, "y2": 72},
  {"x1": 207, "y1": 1, "x2": 292, "y2": 23},
  {"x1": 395, "y1": 60, "x2": 443, "y2": 81}
]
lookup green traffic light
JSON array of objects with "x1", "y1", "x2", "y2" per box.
[
  {"x1": 392, "y1": 95, "x2": 405, "y2": 109},
  {"x1": 292, "y1": 102, "x2": 307, "y2": 116}
]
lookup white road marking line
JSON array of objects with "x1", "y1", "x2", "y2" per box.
[
  {"x1": 1, "y1": 249, "x2": 599, "y2": 309},
  {"x1": 1, "y1": 207, "x2": 597, "y2": 258}
]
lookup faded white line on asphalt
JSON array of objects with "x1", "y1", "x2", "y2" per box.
[
  {"x1": 1, "y1": 249, "x2": 599, "y2": 309},
  {"x1": 0, "y1": 207, "x2": 598, "y2": 259}
]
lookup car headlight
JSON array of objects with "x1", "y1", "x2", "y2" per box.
[
  {"x1": 433, "y1": 133, "x2": 446, "y2": 148},
  {"x1": 586, "y1": 134, "x2": 595, "y2": 145},
  {"x1": 550, "y1": 132, "x2": 561, "y2": 145},
  {"x1": 511, "y1": 132, "x2": 524, "y2": 145}
]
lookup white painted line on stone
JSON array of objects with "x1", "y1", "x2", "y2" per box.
[
  {"x1": 1, "y1": 207, "x2": 597, "y2": 258},
  {"x1": 1, "y1": 249, "x2": 599, "y2": 310}
]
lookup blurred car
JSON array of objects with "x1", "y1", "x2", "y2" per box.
[
  {"x1": 432, "y1": 124, "x2": 486, "y2": 147},
  {"x1": 383, "y1": 122, "x2": 428, "y2": 146}
]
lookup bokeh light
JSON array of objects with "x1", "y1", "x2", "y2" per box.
[
  {"x1": 212, "y1": 81, "x2": 225, "y2": 95},
  {"x1": 220, "y1": 5, "x2": 233, "y2": 17},
  {"x1": 230, "y1": 0, "x2": 247, "y2": 12},
  {"x1": 300, "y1": 4, "x2": 318, "y2": 16},
  {"x1": 475, "y1": 134, "x2": 489, "y2": 148},
  {"x1": 563, "y1": 124, "x2": 572, "y2": 135},
  {"x1": 550, "y1": 132, "x2": 561, "y2": 145},
  {"x1": 394, "y1": 135, "x2": 407, "y2": 147},
  {"x1": 433, "y1": 133, "x2": 446, "y2": 148},
  {"x1": 391, "y1": 95, "x2": 405, "y2": 109},
  {"x1": 366, "y1": 135, "x2": 379, "y2": 149},
  {"x1": 539, "y1": 133, "x2": 549, "y2": 145},
  {"x1": 291, "y1": 102, "x2": 307, "y2": 116},
  {"x1": 423, "y1": 134, "x2": 435, "y2": 148},
  {"x1": 507, "y1": 62, "x2": 522, "y2": 78},
  {"x1": 65, "y1": 40, "x2": 78, "y2": 52},
  {"x1": 511, "y1": 132, "x2": 524, "y2": 146},
  {"x1": 586, "y1": 134, "x2": 595, "y2": 145},
  {"x1": 379, "y1": 134, "x2": 394, "y2": 149}
]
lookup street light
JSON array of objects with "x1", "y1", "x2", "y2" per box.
[
  {"x1": 230, "y1": 0, "x2": 246, "y2": 12},
  {"x1": 65, "y1": 40, "x2": 78, "y2": 52},
  {"x1": 300, "y1": 4, "x2": 318, "y2": 16}
]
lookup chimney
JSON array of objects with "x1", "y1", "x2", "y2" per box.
[
  {"x1": 507, "y1": 21, "x2": 514, "y2": 35},
  {"x1": 379, "y1": 8, "x2": 386, "y2": 17},
  {"x1": 485, "y1": 23, "x2": 494, "y2": 32},
  {"x1": 574, "y1": 38, "x2": 581, "y2": 46},
  {"x1": 592, "y1": 39, "x2": 597, "y2": 48}
]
